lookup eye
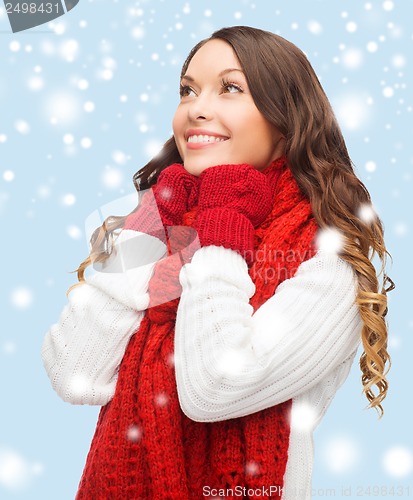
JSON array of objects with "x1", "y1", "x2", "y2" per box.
[
  {"x1": 179, "y1": 85, "x2": 195, "y2": 98},
  {"x1": 221, "y1": 78, "x2": 244, "y2": 94}
]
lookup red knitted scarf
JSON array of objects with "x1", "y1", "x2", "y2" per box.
[{"x1": 76, "y1": 157, "x2": 319, "y2": 500}]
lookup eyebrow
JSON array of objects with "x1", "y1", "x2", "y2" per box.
[{"x1": 181, "y1": 68, "x2": 245, "y2": 82}]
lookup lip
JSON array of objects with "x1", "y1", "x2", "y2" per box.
[{"x1": 186, "y1": 140, "x2": 227, "y2": 150}]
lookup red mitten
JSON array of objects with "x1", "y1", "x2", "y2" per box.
[
  {"x1": 123, "y1": 163, "x2": 200, "y2": 244},
  {"x1": 194, "y1": 163, "x2": 274, "y2": 265}
]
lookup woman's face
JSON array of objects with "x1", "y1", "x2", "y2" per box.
[{"x1": 172, "y1": 39, "x2": 285, "y2": 177}]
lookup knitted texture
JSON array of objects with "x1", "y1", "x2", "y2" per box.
[
  {"x1": 76, "y1": 156, "x2": 319, "y2": 500},
  {"x1": 194, "y1": 164, "x2": 275, "y2": 266},
  {"x1": 123, "y1": 163, "x2": 199, "y2": 243}
]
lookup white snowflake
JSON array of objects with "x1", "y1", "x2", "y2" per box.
[
  {"x1": 102, "y1": 167, "x2": 123, "y2": 189},
  {"x1": 84, "y1": 101, "x2": 95, "y2": 112},
  {"x1": 77, "y1": 79, "x2": 89, "y2": 90},
  {"x1": 98, "y1": 68, "x2": 113, "y2": 81},
  {"x1": 245, "y1": 460, "x2": 260, "y2": 476},
  {"x1": 63, "y1": 133, "x2": 75, "y2": 145},
  {"x1": 10, "y1": 287, "x2": 33, "y2": 309},
  {"x1": 382, "y1": 446, "x2": 413, "y2": 477},
  {"x1": 40, "y1": 39, "x2": 56, "y2": 56},
  {"x1": 346, "y1": 21, "x2": 357, "y2": 33},
  {"x1": 27, "y1": 76, "x2": 44, "y2": 91},
  {"x1": 2, "y1": 341, "x2": 17, "y2": 354},
  {"x1": 315, "y1": 228, "x2": 344, "y2": 254},
  {"x1": 59, "y1": 39, "x2": 79, "y2": 62},
  {"x1": 112, "y1": 150, "x2": 128, "y2": 165},
  {"x1": 80, "y1": 137, "x2": 92, "y2": 149},
  {"x1": 69, "y1": 375, "x2": 90, "y2": 397},
  {"x1": 388, "y1": 335, "x2": 401, "y2": 349},
  {"x1": 158, "y1": 186, "x2": 172, "y2": 201},
  {"x1": 67, "y1": 225, "x2": 82, "y2": 240},
  {"x1": 307, "y1": 20, "x2": 323, "y2": 35},
  {"x1": 14, "y1": 119, "x2": 30, "y2": 135},
  {"x1": 392, "y1": 54, "x2": 406, "y2": 68},
  {"x1": 50, "y1": 21, "x2": 66, "y2": 35},
  {"x1": 334, "y1": 93, "x2": 371, "y2": 131},
  {"x1": 0, "y1": 447, "x2": 43, "y2": 491},
  {"x1": 62, "y1": 193, "x2": 76, "y2": 206},
  {"x1": 393, "y1": 222, "x2": 408, "y2": 236},
  {"x1": 145, "y1": 139, "x2": 164, "y2": 159},
  {"x1": 126, "y1": 425, "x2": 142, "y2": 442},
  {"x1": 358, "y1": 203, "x2": 377, "y2": 223},
  {"x1": 37, "y1": 185, "x2": 51, "y2": 199},
  {"x1": 131, "y1": 26, "x2": 145, "y2": 40},
  {"x1": 382, "y1": 1, "x2": 394, "y2": 11},
  {"x1": 154, "y1": 392, "x2": 169, "y2": 407},
  {"x1": 3, "y1": 170, "x2": 15, "y2": 182},
  {"x1": 322, "y1": 435, "x2": 361, "y2": 474},
  {"x1": 341, "y1": 48, "x2": 363, "y2": 69},
  {"x1": 215, "y1": 348, "x2": 250, "y2": 378},
  {"x1": 166, "y1": 352, "x2": 175, "y2": 368},
  {"x1": 290, "y1": 402, "x2": 318, "y2": 432},
  {"x1": 367, "y1": 41, "x2": 379, "y2": 53},
  {"x1": 9, "y1": 41, "x2": 20, "y2": 52},
  {"x1": 383, "y1": 86, "x2": 394, "y2": 98},
  {"x1": 45, "y1": 92, "x2": 80, "y2": 125}
]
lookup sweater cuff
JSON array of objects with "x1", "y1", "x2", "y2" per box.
[
  {"x1": 194, "y1": 207, "x2": 255, "y2": 266},
  {"x1": 86, "y1": 230, "x2": 167, "y2": 310}
]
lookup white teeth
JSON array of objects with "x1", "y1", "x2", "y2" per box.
[{"x1": 187, "y1": 135, "x2": 227, "y2": 143}]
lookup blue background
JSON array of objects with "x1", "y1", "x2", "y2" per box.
[{"x1": 0, "y1": 0, "x2": 412, "y2": 498}]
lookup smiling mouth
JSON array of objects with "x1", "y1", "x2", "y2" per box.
[{"x1": 187, "y1": 135, "x2": 229, "y2": 143}]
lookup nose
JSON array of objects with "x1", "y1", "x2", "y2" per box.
[{"x1": 187, "y1": 91, "x2": 214, "y2": 122}]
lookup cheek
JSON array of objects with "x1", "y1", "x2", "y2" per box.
[
  {"x1": 172, "y1": 111, "x2": 184, "y2": 153},
  {"x1": 171, "y1": 110, "x2": 180, "y2": 136},
  {"x1": 252, "y1": 118, "x2": 277, "y2": 147},
  {"x1": 235, "y1": 108, "x2": 271, "y2": 141}
]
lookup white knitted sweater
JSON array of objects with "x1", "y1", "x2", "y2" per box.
[{"x1": 42, "y1": 229, "x2": 363, "y2": 500}]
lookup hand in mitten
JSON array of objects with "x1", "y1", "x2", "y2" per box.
[
  {"x1": 118, "y1": 165, "x2": 200, "y2": 311},
  {"x1": 194, "y1": 163, "x2": 274, "y2": 266},
  {"x1": 123, "y1": 163, "x2": 200, "y2": 244}
]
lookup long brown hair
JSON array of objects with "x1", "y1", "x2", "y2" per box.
[{"x1": 69, "y1": 25, "x2": 394, "y2": 417}]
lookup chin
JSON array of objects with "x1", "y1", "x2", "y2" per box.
[
  {"x1": 182, "y1": 161, "x2": 205, "y2": 177},
  {"x1": 184, "y1": 154, "x2": 236, "y2": 176}
]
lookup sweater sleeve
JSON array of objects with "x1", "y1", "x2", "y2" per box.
[
  {"x1": 174, "y1": 245, "x2": 363, "y2": 422},
  {"x1": 41, "y1": 230, "x2": 167, "y2": 406}
]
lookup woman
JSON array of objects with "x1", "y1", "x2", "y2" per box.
[{"x1": 42, "y1": 26, "x2": 394, "y2": 499}]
